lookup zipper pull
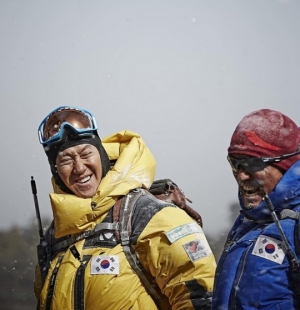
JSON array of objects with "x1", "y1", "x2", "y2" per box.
[
  {"x1": 70, "y1": 245, "x2": 81, "y2": 261},
  {"x1": 224, "y1": 240, "x2": 235, "y2": 252}
]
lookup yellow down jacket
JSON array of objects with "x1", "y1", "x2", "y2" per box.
[{"x1": 34, "y1": 130, "x2": 216, "y2": 310}]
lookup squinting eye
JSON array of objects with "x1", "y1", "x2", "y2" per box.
[
  {"x1": 59, "y1": 158, "x2": 73, "y2": 166},
  {"x1": 81, "y1": 152, "x2": 92, "y2": 158}
]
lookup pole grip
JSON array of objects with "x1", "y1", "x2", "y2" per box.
[
  {"x1": 31, "y1": 176, "x2": 44, "y2": 240},
  {"x1": 31, "y1": 176, "x2": 37, "y2": 195}
]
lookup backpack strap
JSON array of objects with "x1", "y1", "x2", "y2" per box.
[
  {"x1": 295, "y1": 215, "x2": 300, "y2": 263},
  {"x1": 280, "y1": 209, "x2": 300, "y2": 299},
  {"x1": 38, "y1": 213, "x2": 119, "y2": 287},
  {"x1": 51, "y1": 222, "x2": 119, "y2": 253},
  {"x1": 280, "y1": 209, "x2": 300, "y2": 260},
  {"x1": 117, "y1": 189, "x2": 168, "y2": 309}
]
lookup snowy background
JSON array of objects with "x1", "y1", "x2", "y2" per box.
[{"x1": 1, "y1": 0, "x2": 300, "y2": 240}]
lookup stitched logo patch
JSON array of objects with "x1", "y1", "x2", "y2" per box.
[
  {"x1": 182, "y1": 239, "x2": 211, "y2": 262},
  {"x1": 91, "y1": 255, "x2": 120, "y2": 275},
  {"x1": 165, "y1": 222, "x2": 202, "y2": 243},
  {"x1": 252, "y1": 235, "x2": 285, "y2": 264}
]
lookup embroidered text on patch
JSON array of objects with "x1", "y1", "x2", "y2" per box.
[
  {"x1": 165, "y1": 222, "x2": 202, "y2": 244},
  {"x1": 252, "y1": 235, "x2": 285, "y2": 264},
  {"x1": 91, "y1": 255, "x2": 120, "y2": 275},
  {"x1": 183, "y1": 239, "x2": 211, "y2": 262}
]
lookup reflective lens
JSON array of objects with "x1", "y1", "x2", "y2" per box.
[
  {"x1": 38, "y1": 106, "x2": 98, "y2": 147},
  {"x1": 227, "y1": 147, "x2": 300, "y2": 173},
  {"x1": 227, "y1": 156, "x2": 268, "y2": 173}
]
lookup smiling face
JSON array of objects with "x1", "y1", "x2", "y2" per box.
[
  {"x1": 231, "y1": 155, "x2": 284, "y2": 209},
  {"x1": 56, "y1": 144, "x2": 102, "y2": 198}
]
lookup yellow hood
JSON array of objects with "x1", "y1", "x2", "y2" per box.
[{"x1": 50, "y1": 130, "x2": 156, "y2": 238}]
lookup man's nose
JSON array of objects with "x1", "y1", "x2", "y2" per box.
[
  {"x1": 73, "y1": 157, "x2": 85, "y2": 174},
  {"x1": 236, "y1": 167, "x2": 251, "y2": 181}
]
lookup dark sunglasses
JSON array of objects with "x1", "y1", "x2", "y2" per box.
[{"x1": 227, "y1": 147, "x2": 300, "y2": 173}]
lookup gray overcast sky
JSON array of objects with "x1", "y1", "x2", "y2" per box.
[{"x1": 1, "y1": 0, "x2": 300, "y2": 239}]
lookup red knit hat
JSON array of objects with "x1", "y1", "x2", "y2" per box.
[{"x1": 228, "y1": 109, "x2": 300, "y2": 171}]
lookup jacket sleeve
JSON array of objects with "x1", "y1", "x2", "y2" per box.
[{"x1": 133, "y1": 204, "x2": 216, "y2": 310}]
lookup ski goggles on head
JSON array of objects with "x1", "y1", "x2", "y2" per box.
[
  {"x1": 227, "y1": 147, "x2": 300, "y2": 173},
  {"x1": 38, "y1": 106, "x2": 98, "y2": 147}
]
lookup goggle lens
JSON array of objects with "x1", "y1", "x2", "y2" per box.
[{"x1": 38, "y1": 106, "x2": 98, "y2": 147}]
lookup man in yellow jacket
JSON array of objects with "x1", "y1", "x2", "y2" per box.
[{"x1": 34, "y1": 106, "x2": 216, "y2": 310}]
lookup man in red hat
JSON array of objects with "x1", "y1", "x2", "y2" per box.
[{"x1": 212, "y1": 109, "x2": 300, "y2": 309}]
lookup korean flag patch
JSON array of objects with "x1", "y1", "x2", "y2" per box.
[
  {"x1": 91, "y1": 255, "x2": 120, "y2": 275},
  {"x1": 182, "y1": 239, "x2": 211, "y2": 262},
  {"x1": 252, "y1": 235, "x2": 285, "y2": 264}
]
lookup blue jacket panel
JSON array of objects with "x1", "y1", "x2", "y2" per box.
[{"x1": 212, "y1": 161, "x2": 300, "y2": 310}]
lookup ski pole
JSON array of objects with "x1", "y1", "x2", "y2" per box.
[
  {"x1": 264, "y1": 194, "x2": 300, "y2": 299},
  {"x1": 264, "y1": 194, "x2": 299, "y2": 266},
  {"x1": 31, "y1": 176, "x2": 44, "y2": 242}
]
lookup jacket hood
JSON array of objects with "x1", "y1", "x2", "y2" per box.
[
  {"x1": 49, "y1": 130, "x2": 156, "y2": 238},
  {"x1": 239, "y1": 160, "x2": 300, "y2": 222}
]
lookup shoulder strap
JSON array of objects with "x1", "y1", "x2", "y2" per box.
[
  {"x1": 280, "y1": 209, "x2": 300, "y2": 260},
  {"x1": 117, "y1": 189, "x2": 169, "y2": 310},
  {"x1": 119, "y1": 190, "x2": 144, "y2": 245},
  {"x1": 38, "y1": 219, "x2": 119, "y2": 288},
  {"x1": 280, "y1": 209, "x2": 300, "y2": 299},
  {"x1": 51, "y1": 222, "x2": 119, "y2": 253},
  {"x1": 295, "y1": 218, "x2": 300, "y2": 262}
]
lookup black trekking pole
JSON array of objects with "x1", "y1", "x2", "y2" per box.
[
  {"x1": 31, "y1": 176, "x2": 49, "y2": 284},
  {"x1": 31, "y1": 176, "x2": 44, "y2": 241},
  {"x1": 264, "y1": 194, "x2": 300, "y2": 299}
]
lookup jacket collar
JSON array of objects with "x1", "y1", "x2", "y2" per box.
[
  {"x1": 50, "y1": 130, "x2": 156, "y2": 238},
  {"x1": 240, "y1": 160, "x2": 300, "y2": 222}
]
